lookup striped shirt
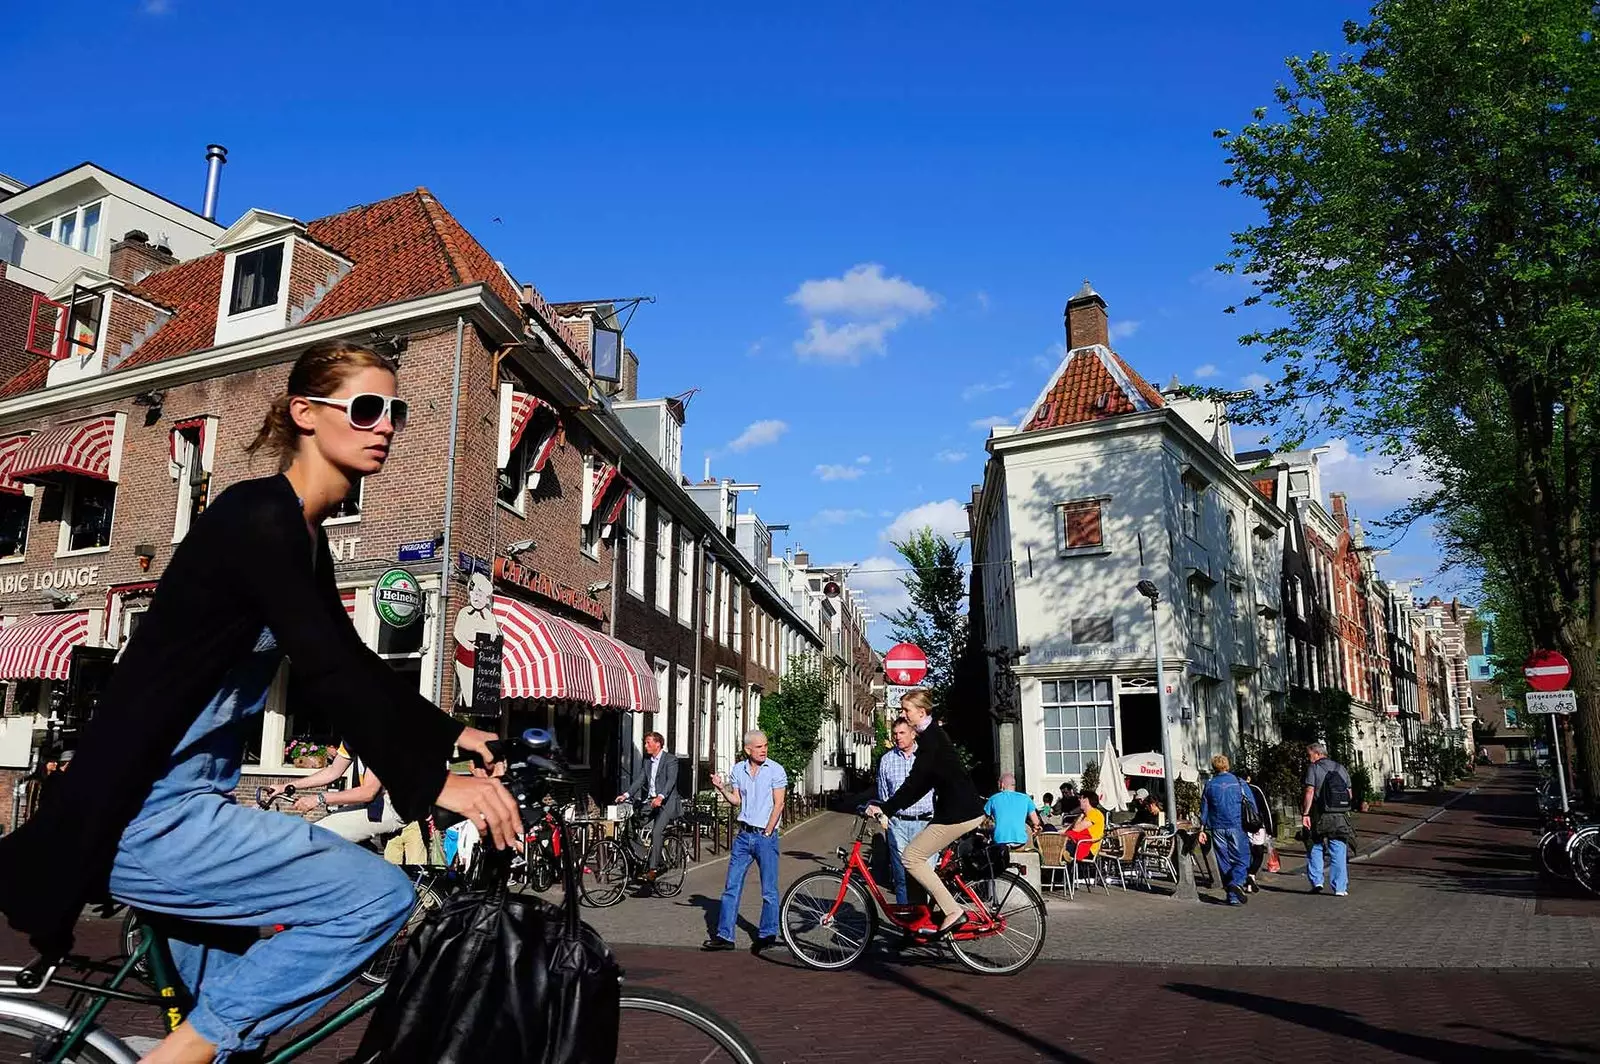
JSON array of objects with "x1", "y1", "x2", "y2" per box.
[{"x1": 877, "y1": 746, "x2": 934, "y2": 817}]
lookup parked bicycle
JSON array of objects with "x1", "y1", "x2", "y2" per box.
[
  {"x1": 0, "y1": 735, "x2": 762, "y2": 1063},
  {"x1": 580, "y1": 802, "x2": 690, "y2": 907},
  {"x1": 778, "y1": 809, "x2": 1046, "y2": 975}
]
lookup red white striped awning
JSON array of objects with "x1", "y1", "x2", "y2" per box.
[
  {"x1": 492, "y1": 598, "x2": 659, "y2": 712},
  {"x1": 507, "y1": 393, "x2": 545, "y2": 453},
  {"x1": 340, "y1": 589, "x2": 357, "y2": 620},
  {"x1": 0, "y1": 611, "x2": 90, "y2": 681},
  {"x1": 0, "y1": 434, "x2": 32, "y2": 496},
  {"x1": 12, "y1": 415, "x2": 117, "y2": 483},
  {"x1": 602, "y1": 480, "x2": 631, "y2": 530}
]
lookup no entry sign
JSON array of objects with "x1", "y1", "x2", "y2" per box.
[
  {"x1": 1524, "y1": 650, "x2": 1572, "y2": 692},
  {"x1": 885, "y1": 643, "x2": 928, "y2": 686}
]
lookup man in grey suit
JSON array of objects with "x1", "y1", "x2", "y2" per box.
[{"x1": 618, "y1": 731, "x2": 680, "y2": 878}]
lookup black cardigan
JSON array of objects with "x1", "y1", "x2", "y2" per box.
[
  {"x1": 878, "y1": 721, "x2": 984, "y2": 825},
  {"x1": 0, "y1": 475, "x2": 464, "y2": 955}
]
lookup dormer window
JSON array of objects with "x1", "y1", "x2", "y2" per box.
[
  {"x1": 32, "y1": 202, "x2": 103, "y2": 255},
  {"x1": 229, "y1": 243, "x2": 285, "y2": 315}
]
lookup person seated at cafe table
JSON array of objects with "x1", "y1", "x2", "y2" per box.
[
  {"x1": 1051, "y1": 782, "x2": 1079, "y2": 818},
  {"x1": 1063, "y1": 791, "x2": 1107, "y2": 857},
  {"x1": 1129, "y1": 791, "x2": 1166, "y2": 827},
  {"x1": 984, "y1": 773, "x2": 1042, "y2": 848}
]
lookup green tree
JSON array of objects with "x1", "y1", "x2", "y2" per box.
[
  {"x1": 885, "y1": 528, "x2": 968, "y2": 706},
  {"x1": 758, "y1": 654, "x2": 831, "y2": 783},
  {"x1": 1215, "y1": 0, "x2": 1600, "y2": 795}
]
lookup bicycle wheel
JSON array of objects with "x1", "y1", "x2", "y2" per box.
[
  {"x1": 779, "y1": 870, "x2": 874, "y2": 970},
  {"x1": 617, "y1": 986, "x2": 762, "y2": 1064},
  {"x1": 949, "y1": 871, "x2": 1047, "y2": 976},
  {"x1": 119, "y1": 909, "x2": 150, "y2": 983},
  {"x1": 1571, "y1": 830, "x2": 1600, "y2": 895},
  {"x1": 581, "y1": 838, "x2": 629, "y2": 908},
  {"x1": 360, "y1": 882, "x2": 443, "y2": 986},
  {"x1": 1538, "y1": 829, "x2": 1574, "y2": 880},
  {"x1": 654, "y1": 836, "x2": 689, "y2": 899},
  {"x1": 529, "y1": 855, "x2": 556, "y2": 894},
  {"x1": 0, "y1": 1000, "x2": 130, "y2": 1063}
]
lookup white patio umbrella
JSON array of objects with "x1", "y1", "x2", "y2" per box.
[
  {"x1": 1097, "y1": 737, "x2": 1132, "y2": 812},
  {"x1": 1120, "y1": 751, "x2": 1167, "y2": 778}
]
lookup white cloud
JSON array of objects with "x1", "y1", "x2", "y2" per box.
[
  {"x1": 935, "y1": 449, "x2": 968, "y2": 463},
  {"x1": 788, "y1": 264, "x2": 938, "y2": 318},
  {"x1": 975, "y1": 291, "x2": 992, "y2": 312},
  {"x1": 1108, "y1": 320, "x2": 1142, "y2": 341},
  {"x1": 1193, "y1": 363, "x2": 1219, "y2": 379},
  {"x1": 1319, "y1": 437, "x2": 1439, "y2": 510},
  {"x1": 1240, "y1": 372, "x2": 1271, "y2": 391},
  {"x1": 815, "y1": 463, "x2": 866, "y2": 481},
  {"x1": 725, "y1": 419, "x2": 788, "y2": 452},
  {"x1": 850, "y1": 554, "x2": 912, "y2": 619},
  {"x1": 141, "y1": 0, "x2": 172, "y2": 12},
  {"x1": 747, "y1": 340, "x2": 764, "y2": 356},
  {"x1": 970, "y1": 405, "x2": 1030, "y2": 432},
  {"x1": 788, "y1": 264, "x2": 939, "y2": 365},
  {"x1": 960, "y1": 379, "x2": 1013, "y2": 401},
  {"x1": 883, "y1": 499, "x2": 969, "y2": 544},
  {"x1": 855, "y1": 455, "x2": 871, "y2": 465},
  {"x1": 1032, "y1": 341, "x2": 1066, "y2": 373},
  {"x1": 813, "y1": 508, "x2": 871, "y2": 526}
]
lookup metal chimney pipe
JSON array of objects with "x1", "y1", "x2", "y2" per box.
[{"x1": 201, "y1": 145, "x2": 228, "y2": 220}]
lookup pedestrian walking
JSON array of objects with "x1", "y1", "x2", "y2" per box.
[
  {"x1": 876, "y1": 718, "x2": 934, "y2": 905},
  {"x1": 1199, "y1": 754, "x2": 1258, "y2": 906},
  {"x1": 1237, "y1": 768, "x2": 1275, "y2": 894},
  {"x1": 1302, "y1": 742, "x2": 1354, "y2": 896},
  {"x1": 704, "y1": 729, "x2": 787, "y2": 953}
]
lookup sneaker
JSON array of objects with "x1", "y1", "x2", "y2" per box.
[
  {"x1": 1310, "y1": 885, "x2": 1324, "y2": 895},
  {"x1": 701, "y1": 937, "x2": 735, "y2": 952},
  {"x1": 1334, "y1": 890, "x2": 1349, "y2": 897}
]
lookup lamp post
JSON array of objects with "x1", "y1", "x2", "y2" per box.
[{"x1": 1136, "y1": 579, "x2": 1199, "y2": 902}]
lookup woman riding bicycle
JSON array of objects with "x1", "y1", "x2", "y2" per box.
[
  {"x1": 864, "y1": 688, "x2": 985, "y2": 938},
  {"x1": 0, "y1": 339, "x2": 523, "y2": 1064}
]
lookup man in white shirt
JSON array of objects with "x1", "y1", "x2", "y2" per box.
[{"x1": 618, "y1": 732, "x2": 679, "y2": 877}]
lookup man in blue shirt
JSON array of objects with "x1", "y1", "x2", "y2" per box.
[
  {"x1": 877, "y1": 718, "x2": 935, "y2": 905},
  {"x1": 1199, "y1": 753, "x2": 1259, "y2": 906},
  {"x1": 704, "y1": 729, "x2": 788, "y2": 953},
  {"x1": 984, "y1": 772, "x2": 1041, "y2": 847}
]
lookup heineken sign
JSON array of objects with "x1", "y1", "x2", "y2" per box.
[{"x1": 373, "y1": 567, "x2": 424, "y2": 629}]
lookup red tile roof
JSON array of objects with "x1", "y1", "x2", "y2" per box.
[
  {"x1": 1022, "y1": 345, "x2": 1164, "y2": 432},
  {"x1": 1253, "y1": 477, "x2": 1278, "y2": 503},
  {"x1": 0, "y1": 188, "x2": 555, "y2": 396},
  {"x1": 0, "y1": 360, "x2": 46, "y2": 400}
]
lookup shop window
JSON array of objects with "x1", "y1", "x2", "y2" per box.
[
  {"x1": 328, "y1": 480, "x2": 362, "y2": 523},
  {"x1": 60, "y1": 480, "x2": 116, "y2": 554},
  {"x1": 229, "y1": 243, "x2": 285, "y2": 315},
  {"x1": 172, "y1": 426, "x2": 209, "y2": 542},
  {"x1": 0, "y1": 493, "x2": 29, "y2": 559},
  {"x1": 12, "y1": 679, "x2": 47, "y2": 719},
  {"x1": 1041, "y1": 678, "x2": 1113, "y2": 776}
]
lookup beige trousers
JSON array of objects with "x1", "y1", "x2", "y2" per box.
[{"x1": 901, "y1": 816, "x2": 986, "y2": 920}]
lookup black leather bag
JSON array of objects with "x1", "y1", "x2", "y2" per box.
[{"x1": 352, "y1": 845, "x2": 621, "y2": 1063}]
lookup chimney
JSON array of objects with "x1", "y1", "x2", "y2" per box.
[
  {"x1": 1064, "y1": 279, "x2": 1109, "y2": 350},
  {"x1": 1330, "y1": 492, "x2": 1348, "y2": 529},
  {"x1": 201, "y1": 144, "x2": 228, "y2": 221},
  {"x1": 108, "y1": 230, "x2": 176, "y2": 283},
  {"x1": 794, "y1": 549, "x2": 810, "y2": 568},
  {"x1": 621, "y1": 347, "x2": 639, "y2": 402}
]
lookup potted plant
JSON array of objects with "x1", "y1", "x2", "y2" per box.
[{"x1": 285, "y1": 740, "x2": 333, "y2": 770}]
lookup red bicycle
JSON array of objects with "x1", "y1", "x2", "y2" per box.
[{"x1": 779, "y1": 811, "x2": 1046, "y2": 975}]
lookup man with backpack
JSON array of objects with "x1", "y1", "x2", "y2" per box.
[{"x1": 1302, "y1": 742, "x2": 1354, "y2": 896}]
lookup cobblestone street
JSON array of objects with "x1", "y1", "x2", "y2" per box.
[{"x1": 4, "y1": 765, "x2": 1597, "y2": 1062}]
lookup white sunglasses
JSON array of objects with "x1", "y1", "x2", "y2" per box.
[{"x1": 306, "y1": 393, "x2": 409, "y2": 431}]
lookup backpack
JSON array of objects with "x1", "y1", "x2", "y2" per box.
[
  {"x1": 1239, "y1": 782, "x2": 1263, "y2": 834},
  {"x1": 1319, "y1": 763, "x2": 1353, "y2": 813}
]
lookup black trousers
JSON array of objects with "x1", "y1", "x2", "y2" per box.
[{"x1": 1248, "y1": 843, "x2": 1266, "y2": 876}]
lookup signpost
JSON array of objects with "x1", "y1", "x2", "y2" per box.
[
  {"x1": 1524, "y1": 650, "x2": 1575, "y2": 812},
  {"x1": 884, "y1": 643, "x2": 928, "y2": 686}
]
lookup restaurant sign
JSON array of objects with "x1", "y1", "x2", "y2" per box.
[
  {"x1": 0, "y1": 565, "x2": 100, "y2": 596},
  {"x1": 493, "y1": 556, "x2": 606, "y2": 622}
]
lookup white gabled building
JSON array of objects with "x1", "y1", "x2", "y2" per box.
[{"x1": 970, "y1": 283, "x2": 1288, "y2": 794}]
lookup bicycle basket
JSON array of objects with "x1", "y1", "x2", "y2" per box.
[{"x1": 955, "y1": 837, "x2": 1012, "y2": 880}]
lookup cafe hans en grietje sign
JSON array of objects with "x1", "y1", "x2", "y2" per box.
[{"x1": 0, "y1": 565, "x2": 101, "y2": 596}]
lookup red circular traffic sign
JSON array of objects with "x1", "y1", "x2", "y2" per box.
[
  {"x1": 885, "y1": 643, "x2": 928, "y2": 686},
  {"x1": 1524, "y1": 650, "x2": 1572, "y2": 692}
]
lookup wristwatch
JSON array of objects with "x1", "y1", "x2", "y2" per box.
[{"x1": 317, "y1": 792, "x2": 329, "y2": 810}]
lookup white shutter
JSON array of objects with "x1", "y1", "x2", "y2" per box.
[{"x1": 496, "y1": 383, "x2": 514, "y2": 469}]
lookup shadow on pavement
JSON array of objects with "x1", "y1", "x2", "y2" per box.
[
  {"x1": 1167, "y1": 983, "x2": 1574, "y2": 1064},
  {"x1": 1444, "y1": 1021, "x2": 1600, "y2": 1056},
  {"x1": 685, "y1": 892, "x2": 757, "y2": 941}
]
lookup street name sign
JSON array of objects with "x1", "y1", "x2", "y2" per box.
[
  {"x1": 1525, "y1": 690, "x2": 1577, "y2": 715},
  {"x1": 1524, "y1": 650, "x2": 1572, "y2": 692}
]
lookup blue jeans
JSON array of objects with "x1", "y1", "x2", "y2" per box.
[
  {"x1": 716, "y1": 828, "x2": 779, "y2": 942},
  {"x1": 108, "y1": 628, "x2": 415, "y2": 1060},
  {"x1": 1211, "y1": 827, "x2": 1250, "y2": 894},
  {"x1": 885, "y1": 817, "x2": 936, "y2": 906},
  {"x1": 1307, "y1": 836, "x2": 1350, "y2": 892}
]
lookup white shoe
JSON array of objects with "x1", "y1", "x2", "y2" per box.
[{"x1": 1334, "y1": 890, "x2": 1349, "y2": 897}]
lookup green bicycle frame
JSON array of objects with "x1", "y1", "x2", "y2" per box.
[{"x1": 41, "y1": 921, "x2": 387, "y2": 1063}]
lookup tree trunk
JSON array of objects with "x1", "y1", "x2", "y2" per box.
[{"x1": 1559, "y1": 624, "x2": 1600, "y2": 802}]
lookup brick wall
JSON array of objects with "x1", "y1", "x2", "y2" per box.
[
  {"x1": 108, "y1": 238, "x2": 177, "y2": 284},
  {"x1": 102, "y1": 291, "x2": 169, "y2": 370},
  {"x1": 287, "y1": 239, "x2": 350, "y2": 326},
  {"x1": 0, "y1": 264, "x2": 37, "y2": 388}
]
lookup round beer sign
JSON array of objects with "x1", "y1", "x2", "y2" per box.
[{"x1": 373, "y1": 567, "x2": 424, "y2": 629}]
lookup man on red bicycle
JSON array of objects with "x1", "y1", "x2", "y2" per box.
[{"x1": 865, "y1": 689, "x2": 984, "y2": 938}]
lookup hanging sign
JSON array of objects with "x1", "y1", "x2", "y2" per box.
[{"x1": 372, "y1": 567, "x2": 424, "y2": 629}]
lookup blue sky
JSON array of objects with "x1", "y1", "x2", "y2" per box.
[{"x1": 4, "y1": 1, "x2": 1452, "y2": 629}]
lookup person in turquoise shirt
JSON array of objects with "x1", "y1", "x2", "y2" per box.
[{"x1": 984, "y1": 772, "x2": 1041, "y2": 846}]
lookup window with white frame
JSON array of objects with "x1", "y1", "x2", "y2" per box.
[
  {"x1": 625, "y1": 492, "x2": 645, "y2": 596},
  {"x1": 1056, "y1": 498, "x2": 1107, "y2": 554},
  {"x1": 1230, "y1": 582, "x2": 1249, "y2": 657},
  {"x1": 1187, "y1": 575, "x2": 1214, "y2": 647},
  {"x1": 654, "y1": 515, "x2": 671, "y2": 612},
  {"x1": 171, "y1": 426, "x2": 209, "y2": 542},
  {"x1": 229, "y1": 243, "x2": 285, "y2": 315},
  {"x1": 719, "y1": 576, "x2": 733, "y2": 647},
  {"x1": 731, "y1": 583, "x2": 742, "y2": 651},
  {"x1": 60, "y1": 480, "x2": 116, "y2": 554},
  {"x1": 498, "y1": 429, "x2": 535, "y2": 509},
  {"x1": 698, "y1": 677, "x2": 713, "y2": 759},
  {"x1": 677, "y1": 530, "x2": 693, "y2": 626},
  {"x1": 32, "y1": 202, "x2": 103, "y2": 255},
  {"x1": 1181, "y1": 479, "x2": 1206, "y2": 541},
  {"x1": 674, "y1": 666, "x2": 691, "y2": 753},
  {"x1": 1041, "y1": 678, "x2": 1113, "y2": 776},
  {"x1": 327, "y1": 480, "x2": 361, "y2": 523},
  {"x1": 652, "y1": 660, "x2": 669, "y2": 726},
  {"x1": 704, "y1": 558, "x2": 716, "y2": 636}
]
